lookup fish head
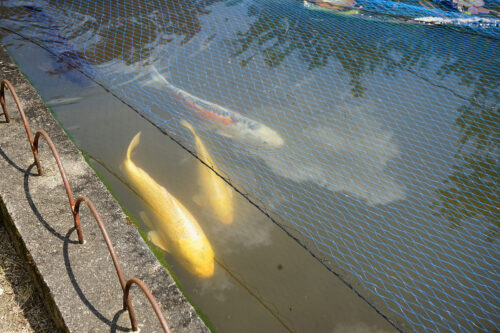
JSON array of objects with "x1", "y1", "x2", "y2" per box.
[
  {"x1": 178, "y1": 238, "x2": 215, "y2": 278},
  {"x1": 192, "y1": 259, "x2": 215, "y2": 279},
  {"x1": 252, "y1": 125, "x2": 285, "y2": 148}
]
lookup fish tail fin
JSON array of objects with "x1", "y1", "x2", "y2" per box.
[
  {"x1": 180, "y1": 119, "x2": 197, "y2": 136},
  {"x1": 126, "y1": 132, "x2": 142, "y2": 161}
]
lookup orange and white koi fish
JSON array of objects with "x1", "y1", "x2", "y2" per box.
[{"x1": 150, "y1": 66, "x2": 284, "y2": 148}]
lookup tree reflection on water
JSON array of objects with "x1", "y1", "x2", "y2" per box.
[
  {"x1": 229, "y1": 0, "x2": 499, "y2": 238},
  {"x1": 230, "y1": 2, "x2": 390, "y2": 97},
  {"x1": 5, "y1": 0, "x2": 222, "y2": 65},
  {"x1": 433, "y1": 58, "x2": 499, "y2": 240},
  {"x1": 59, "y1": 0, "x2": 222, "y2": 65}
]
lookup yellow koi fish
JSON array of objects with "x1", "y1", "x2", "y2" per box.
[
  {"x1": 123, "y1": 132, "x2": 214, "y2": 278},
  {"x1": 181, "y1": 120, "x2": 234, "y2": 225}
]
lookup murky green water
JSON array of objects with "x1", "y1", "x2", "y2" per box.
[{"x1": 1, "y1": 0, "x2": 498, "y2": 331}]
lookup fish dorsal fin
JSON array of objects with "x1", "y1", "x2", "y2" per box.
[{"x1": 148, "y1": 231, "x2": 171, "y2": 253}]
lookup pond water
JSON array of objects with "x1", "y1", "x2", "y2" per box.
[
  {"x1": 1, "y1": 35, "x2": 398, "y2": 333},
  {"x1": 1, "y1": 0, "x2": 498, "y2": 332}
]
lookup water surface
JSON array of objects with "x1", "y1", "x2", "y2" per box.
[{"x1": 1, "y1": 0, "x2": 498, "y2": 331}]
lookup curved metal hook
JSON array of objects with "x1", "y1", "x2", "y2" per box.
[
  {"x1": 33, "y1": 129, "x2": 75, "y2": 205},
  {"x1": 1, "y1": 79, "x2": 42, "y2": 173},
  {"x1": 74, "y1": 196, "x2": 137, "y2": 328},
  {"x1": 124, "y1": 277, "x2": 172, "y2": 333},
  {"x1": 74, "y1": 196, "x2": 126, "y2": 286}
]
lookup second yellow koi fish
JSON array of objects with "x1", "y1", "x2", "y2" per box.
[{"x1": 181, "y1": 120, "x2": 234, "y2": 225}]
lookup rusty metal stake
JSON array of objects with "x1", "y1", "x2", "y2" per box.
[
  {"x1": 32, "y1": 129, "x2": 85, "y2": 243},
  {"x1": 124, "y1": 277, "x2": 172, "y2": 333},
  {"x1": 74, "y1": 196, "x2": 137, "y2": 330},
  {"x1": 1, "y1": 79, "x2": 42, "y2": 174}
]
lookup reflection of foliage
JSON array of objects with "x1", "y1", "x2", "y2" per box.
[
  {"x1": 232, "y1": 1, "x2": 499, "y2": 238},
  {"x1": 13, "y1": 0, "x2": 221, "y2": 65},
  {"x1": 433, "y1": 57, "x2": 499, "y2": 240},
  {"x1": 231, "y1": 4, "x2": 390, "y2": 97},
  {"x1": 62, "y1": 0, "x2": 221, "y2": 65}
]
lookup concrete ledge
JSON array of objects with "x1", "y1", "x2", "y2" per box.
[{"x1": 0, "y1": 44, "x2": 209, "y2": 332}]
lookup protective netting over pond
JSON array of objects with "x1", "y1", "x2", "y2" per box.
[{"x1": 1, "y1": 0, "x2": 499, "y2": 331}]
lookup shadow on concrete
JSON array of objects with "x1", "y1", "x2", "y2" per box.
[
  {"x1": 23, "y1": 163, "x2": 78, "y2": 243},
  {"x1": 0, "y1": 145, "x2": 37, "y2": 175},
  {"x1": 21, "y1": 162, "x2": 130, "y2": 331},
  {"x1": 63, "y1": 227, "x2": 130, "y2": 332},
  {"x1": 111, "y1": 309, "x2": 129, "y2": 333}
]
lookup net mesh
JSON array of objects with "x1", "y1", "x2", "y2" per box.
[{"x1": 1, "y1": 0, "x2": 499, "y2": 331}]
